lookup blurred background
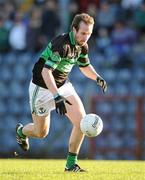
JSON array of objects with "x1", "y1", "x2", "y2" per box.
[{"x1": 0, "y1": 0, "x2": 145, "y2": 160}]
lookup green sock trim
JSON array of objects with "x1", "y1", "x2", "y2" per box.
[
  {"x1": 17, "y1": 127, "x2": 26, "y2": 139},
  {"x1": 66, "y1": 152, "x2": 78, "y2": 169}
]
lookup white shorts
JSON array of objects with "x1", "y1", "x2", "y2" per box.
[{"x1": 29, "y1": 81, "x2": 77, "y2": 116}]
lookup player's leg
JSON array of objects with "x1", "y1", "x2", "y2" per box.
[
  {"x1": 66, "y1": 94, "x2": 86, "y2": 153},
  {"x1": 64, "y1": 93, "x2": 86, "y2": 172},
  {"x1": 22, "y1": 113, "x2": 51, "y2": 138},
  {"x1": 16, "y1": 81, "x2": 53, "y2": 151},
  {"x1": 16, "y1": 113, "x2": 51, "y2": 151}
]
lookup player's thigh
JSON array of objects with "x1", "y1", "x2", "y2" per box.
[
  {"x1": 32, "y1": 113, "x2": 51, "y2": 134},
  {"x1": 66, "y1": 93, "x2": 86, "y2": 127}
]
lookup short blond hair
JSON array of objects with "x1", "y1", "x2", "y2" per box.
[{"x1": 71, "y1": 13, "x2": 94, "y2": 31}]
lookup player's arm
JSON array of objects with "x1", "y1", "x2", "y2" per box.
[
  {"x1": 42, "y1": 67, "x2": 58, "y2": 95},
  {"x1": 79, "y1": 64, "x2": 107, "y2": 93},
  {"x1": 41, "y1": 40, "x2": 71, "y2": 115},
  {"x1": 42, "y1": 67, "x2": 71, "y2": 115},
  {"x1": 77, "y1": 44, "x2": 107, "y2": 93},
  {"x1": 79, "y1": 64, "x2": 98, "y2": 81}
]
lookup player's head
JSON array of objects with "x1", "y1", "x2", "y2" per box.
[{"x1": 71, "y1": 13, "x2": 94, "y2": 46}]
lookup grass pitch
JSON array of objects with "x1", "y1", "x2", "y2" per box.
[{"x1": 0, "y1": 159, "x2": 145, "y2": 180}]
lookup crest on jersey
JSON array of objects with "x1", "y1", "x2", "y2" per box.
[{"x1": 38, "y1": 107, "x2": 46, "y2": 114}]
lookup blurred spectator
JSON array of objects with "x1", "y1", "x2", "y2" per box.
[
  {"x1": 26, "y1": 6, "x2": 43, "y2": 53},
  {"x1": 121, "y1": 0, "x2": 143, "y2": 9},
  {"x1": 9, "y1": 12, "x2": 27, "y2": 52},
  {"x1": 3, "y1": 1, "x2": 15, "y2": 29},
  {"x1": 0, "y1": 13, "x2": 10, "y2": 53},
  {"x1": 110, "y1": 20, "x2": 137, "y2": 69},
  {"x1": 67, "y1": 1, "x2": 79, "y2": 29},
  {"x1": 78, "y1": 0, "x2": 100, "y2": 12},
  {"x1": 34, "y1": 0, "x2": 45, "y2": 6},
  {"x1": 114, "y1": 54, "x2": 133, "y2": 69},
  {"x1": 96, "y1": 2, "x2": 116, "y2": 32},
  {"x1": 134, "y1": 3, "x2": 145, "y2": 35},
  {"x1": 40, "y1": 0, "x2": 60, "y2": 43},
  {"x1": 58, "y1": 0, "x2": 70, "y2": 32},
  {"x1": 86, "y1": 3, "x2": 97, "y2": 39},
  {"x1": 111, "y1": 20, "x2": 137, "y2": 57},
  {"x1": 86, "y1": 3, "x2": 97, "y2": 18},
  {"x1": 96, "y1": 28, "x2": 111, "y2": 54}
]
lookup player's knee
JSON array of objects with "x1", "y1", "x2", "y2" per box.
[{"x1": 35, "y1": 129, "x2": 49, "y2": 138}]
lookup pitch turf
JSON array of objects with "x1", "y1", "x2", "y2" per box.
[{"x1": 0, "y1": 159, "x2": 145, "y2": 180}]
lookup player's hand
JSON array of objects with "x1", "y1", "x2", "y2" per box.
[
  {"x1": 96, "y1": 76, "x2": 107, "y2": 93},
  {"x1": 54, "y1": 94, "x2": 72, "y2": 115}
]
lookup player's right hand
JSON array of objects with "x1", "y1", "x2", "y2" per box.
[{"x1": 54, "y1": 94, "x2": 72, "y2": 115}]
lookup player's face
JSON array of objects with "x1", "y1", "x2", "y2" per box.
[{"x1": 73, "y1": 21, "x2": 93, "y2": 46}]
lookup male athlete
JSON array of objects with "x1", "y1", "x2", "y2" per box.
[{"x1": 16, "y1": 13, "x2": 107, "y2": 172}]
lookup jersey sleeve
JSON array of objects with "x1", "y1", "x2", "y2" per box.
[
  {"x1": 40, "y1": 36, "x2": 65, "y2": 70},
  {"x1": 76, "y1": 44, "x2": 90, "y2": 67}
]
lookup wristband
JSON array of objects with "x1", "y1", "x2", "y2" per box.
[
  {"x1": 96, "y1": 76, "x2": 101, "y2": 82},
  {"x1": 54, "y1": 92, "x2": 60, "y2": 99}
]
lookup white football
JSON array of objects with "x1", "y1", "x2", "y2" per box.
[{"x1": 80, "y1": 114, "x2": 103, "y2": 137}]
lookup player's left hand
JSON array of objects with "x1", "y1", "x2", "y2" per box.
[{"x1": 96, "y1": 76, "x2": 107, "y2": 93}]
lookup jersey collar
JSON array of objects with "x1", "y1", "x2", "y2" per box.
[{"x1": 69, "y1": 31, "x2": 76, "y2": 46}]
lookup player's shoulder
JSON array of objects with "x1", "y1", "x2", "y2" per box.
[
  {"x1": 49, "y1": 33, "x2": 70, "y2": 57},
  {"x1": 51, "y1": 33, "x2": 69, "y2": 46}
]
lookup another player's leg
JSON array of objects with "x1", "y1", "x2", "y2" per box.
[
  {"x1": 16, "y1": 114, "x2": 51, "y2": 151},
  {"x1": 65, "y1": 93, "x2": 86, "y2": 172}
]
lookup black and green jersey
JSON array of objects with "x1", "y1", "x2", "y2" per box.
[{"x1": 32, "y1": 31, "x2": 90, "y2": 88}]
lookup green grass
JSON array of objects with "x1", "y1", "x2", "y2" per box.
[{"x1": 0, "y1": 159, "x2": 145, "y2": 180}]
